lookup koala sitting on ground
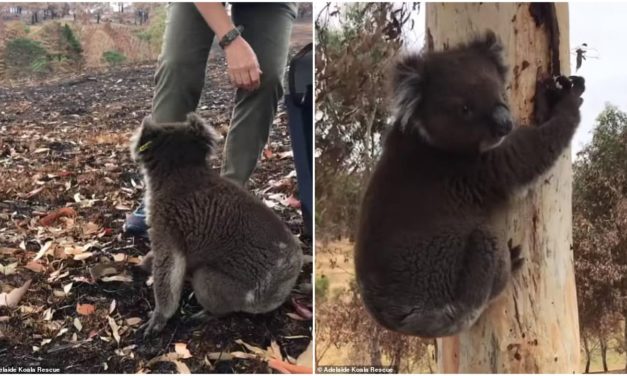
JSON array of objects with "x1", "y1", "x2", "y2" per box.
[
  {"x1": 355, "y1": 31, "x2": 584, "y2": 338},
  {"x1": 131, "y1": 113, "x2": 303, "y2": 336}
]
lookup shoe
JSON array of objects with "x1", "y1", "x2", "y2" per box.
[{"x1": 123, "y1": 201, "x2": 149, "y2": 238}]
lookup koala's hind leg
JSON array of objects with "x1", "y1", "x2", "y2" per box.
[
  {"x1": 452, "y1": 230, "x2": 501, "y2": 323},
  {"x1": 192, "y1": 267, "x2": 287, "y2": 316},
  {"x1": 191, "y1": 267, "x2": 250, "y2": 316},
  {"x1": 144, "y1": 244, "x2": 186, "y2": 337},
  {"x1": 392, "y1": 230, "x2": 501, "y2": 337}
]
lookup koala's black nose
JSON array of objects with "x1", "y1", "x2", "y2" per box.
[{"x1": 491, "y1": 106, "x2": 513, "y2": 137}]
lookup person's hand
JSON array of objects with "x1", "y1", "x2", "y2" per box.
[{"x1": 224, "y1": 36, "x2": 262, "y2": 91}]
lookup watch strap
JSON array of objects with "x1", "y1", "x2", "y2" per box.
[{"x1": 219, "y1": 25, "x2": 244, "y2": 49}]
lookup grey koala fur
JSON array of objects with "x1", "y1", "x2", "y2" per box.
[
  {"x1": 131, "y1": 113, "x2": 303, "y2": 336},
  {"x1": 355, "y1": 31, "x2": 585, "y2": 338}
]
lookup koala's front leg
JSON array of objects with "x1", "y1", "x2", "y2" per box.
[
  {"x1": 483, "y1": 75, "x2": 585, "y2": 191},
  {"x1": 143, "y1": 247, "x2": 186, "y2": 337}
]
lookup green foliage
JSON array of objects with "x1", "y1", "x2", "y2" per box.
[
  {"x1": 315, "y1": 275, "x2": 330, "y2": 301},
  {"x1": 102, "y1": 50, "x2": 126, "y2": 66},
  {"x1": 136, "y1": 5, "x2": 166, "y2": 51},
  {"x1": 24, "y1": 25, "x2": 30, "y2": 34},
  {"x1": 31, "y1": 56, "x2": 50, "y2": 73},
  {"x1": 61, "y1": 24, "x2": 82, "y2": 55},
  {"x1": 4, "y1": 37, "x2": 49, "y2": 77},
  {"x1": 315, "y1": 170, "x2": 364, "y2": 238},
  {"x1": 573, "y1": 103, "x2": 627, "y2": 354},
  {"x1": 315, "y1": 3, "x2": 418, "y2": 239}
]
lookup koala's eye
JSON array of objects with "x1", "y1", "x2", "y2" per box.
[{"x1": 461, "y1": 104, "x2": 472, "y2": 116}]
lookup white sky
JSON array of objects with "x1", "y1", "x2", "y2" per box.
[{"x1": 569, "y1": 2, "x2": 627, "y2": 156}]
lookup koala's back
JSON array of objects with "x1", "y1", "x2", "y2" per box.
[{"x1": 148, "y1": 172, "x2": 302, "y2": 289}]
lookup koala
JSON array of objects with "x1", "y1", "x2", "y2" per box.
[
  {"x1": 354, "y1": 31, "x2": 585, "y2": 338},
  {"x1": 130, "y1": 113, "x2": 303, "y2": 337}
]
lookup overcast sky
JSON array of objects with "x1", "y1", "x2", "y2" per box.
[
  {"x1": 406, "y1": 2, "x2": 626, "y2": 157},
  {"x1": 569, "y1": 2, "x2": 627, "y2": 156}
]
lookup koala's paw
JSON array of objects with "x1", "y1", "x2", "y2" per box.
[
  {"x1": 553, "y1": 75, "x2": 585, "y2": 115},
  {"x1": 534, "y1": 75, "x2": 585, "y2": 124},
  {"x1": 508, "y1": 239, "x2": 524, "y2": 272},
  {"x1": 141, "y1": 311, "x2": 167, "y2": 338}
]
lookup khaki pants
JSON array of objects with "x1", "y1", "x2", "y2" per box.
[{"x1": 153, "y1": 2, "x2": 296, "y2": 185}]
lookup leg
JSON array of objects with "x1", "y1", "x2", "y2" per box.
[
  {"x1": 144, "y1": 242, "x2": 186, "y2": 337},
  {"x1": 363, "y1": 230, "x2": 499, "y2": 337},
  {"x1": 221, "y1": 3, "x2": 297, "y2": 185},
  {"x1": 152, "y1": 3, "x2": 214, "y2": 123},
  {"x1": 453, "y1": 229, "x2": 499, "y2": 318},
  {"x1": 191, "y1": 267, "x2": 249, "y2": 316}
]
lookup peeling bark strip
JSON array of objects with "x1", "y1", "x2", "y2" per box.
[
  {"x1": 529, "y1": 3, "x2": 561, "y2": 75},
  {"x1": 427, "y1": 3, "x2": 580, "y2": 373}
]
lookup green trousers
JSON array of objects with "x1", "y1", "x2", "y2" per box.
[{"x1": 153, "y1": 2, "x2": 297, "y2": 185}]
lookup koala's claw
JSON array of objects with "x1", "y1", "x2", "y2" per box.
[
  {"x1": 555, "y1": 75, "x2": 572, "y2": 91},
  {"x1": 141, "y1": 312, "x2": 167, "y2": 338},
  {"x1": 508, "y1": 240, "x2": 524, "y2": 272}
]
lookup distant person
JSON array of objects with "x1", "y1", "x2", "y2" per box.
[{"x1": 125, "y1": 2, "x2": 297, "y2": 237}]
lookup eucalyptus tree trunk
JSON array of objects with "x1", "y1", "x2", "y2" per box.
[{"x1": 426, "y1": 3, "x2": 580, "y2": 373}]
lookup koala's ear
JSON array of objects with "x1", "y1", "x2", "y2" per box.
[
  {"x1": 471, "y1": 30, "x2": 508, "y2": 80},
  {"x1": 130, "y1": 116, "x2": 159, "y2": 161},
  {"x1": 390, "y1": 53, "x2": 425, "y2": 130},
  {"x1": 185, "y1": 112, "x2": 220, "y2": 154}
]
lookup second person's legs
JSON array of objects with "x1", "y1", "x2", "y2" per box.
[{"x1": 221, "y1": 3, "x2": 297, "y2": 185}]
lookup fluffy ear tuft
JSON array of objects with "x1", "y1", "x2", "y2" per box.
[
  {"x1": 185, "y1": 112, "x2": 220, "y2": 155},
  {"x1": 469, "y1": 29, "x2": 508, "y2": 79},
  {"x1": 130, "y1": 116, "x2": 158, "y2": 161},
  {"x1": 390, "y1": 53, "x2": 424, "y2": 130}
]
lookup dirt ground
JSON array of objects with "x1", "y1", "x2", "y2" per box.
[{"x1": 0, "y1": 21, "x2": 313, "y2": 374}]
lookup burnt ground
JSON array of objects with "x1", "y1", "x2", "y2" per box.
[{"x1": 0, "y1": 44, "x2": 312, "y2": 373}]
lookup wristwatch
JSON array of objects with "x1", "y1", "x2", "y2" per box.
[{"x1": 219, "y1": 25, "x2": 244, "y2": 49}]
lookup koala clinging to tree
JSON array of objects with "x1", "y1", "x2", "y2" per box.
[
  {"x1": 355, "y1": 31, "x2": 585, "y2": 338},
  {"x1": 131, "y1": 113, "x2": 303, "y2": 337}
]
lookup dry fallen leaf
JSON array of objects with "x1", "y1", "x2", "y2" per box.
[
  {"x1": 286, "y1": 312, "x2": 308, "y2": 321},
  {"x1": 24, "y1": 260, "x2": 46, "y2": 273},
  {"x1": 34, "y1": 241, "x2": 53, "y2": 261},
  {"x1": 63, "y1": 282, "x2": 73, "y2": 295},
  {"x1": 39, "y1": 207, "x2": 77, "y2": 226},
  {"x1": 90, "y1": 263, "x2": 120, "y2": 280},
  {"x1": 295, "y1": 341, "x2": 313, "y2": 369},
  {"x1": 107, "y1": 316, "x2": 120, "y2": 344},
  {"x1": 147, "y1": 353, "x2": 191, "y2": 374},
  {"x1": 0, "y1": 262, "x2": 18, "y2": 275},
  {"x1": 284, "y1": 195, "x2": 301, "y2": 209},
  {"x1": 112, "y1": 253, "x2": 127, "y2": 262},
  {"x1": 101, "y1": 274, "x2": 132, "y2": 283},
  {"x1": 125, "y1": 317, "x2": 142, "y2": 326},
  {"x1": 0, "y1": 279, "x2": 32, "y2": 307},
  {"x1": 174, "y1": 343, "x2": 192, "y2": 359},
  {"x1": 73, "y1": 317, "x2": 83, "y2": 332},
  {"x1": 291, "y1": 298, "x2": 312, "y2": 320},
  {"x1": 76, "y1": 303, "x2": 96, "y2": 316},
  {"x1": 42, "y1": 307, "x2": 55, "y2": 321},
  {"x1": 268, "y1": 358, "x2": 312, "y2": 374}
]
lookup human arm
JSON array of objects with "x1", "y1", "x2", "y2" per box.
[{"x1": 193, "y1": 2, "x2": 261, "y2": 90}]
